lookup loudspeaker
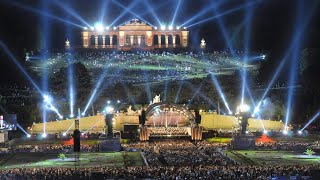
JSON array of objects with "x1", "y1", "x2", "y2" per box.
[
  {"x1": 195, "y1": 109, "x2": 201, "y2": 124},
  {"x1": 139, "y1": 110, "x2": 146, "y2": 125},
  {"x1": 73, "y1": 129, "x2": 80, "y2": 152}
]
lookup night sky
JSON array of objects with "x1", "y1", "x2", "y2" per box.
[{"x1": 0, "y1": 0, "x2": 319, "y2": 82}]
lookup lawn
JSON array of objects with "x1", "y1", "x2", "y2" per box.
[
  {"x1": 228, "y1": 150, "x2": 320, "y2": 166},
  {"x1": 0, "y1": 152, "x2": 145, "y2": 169}
]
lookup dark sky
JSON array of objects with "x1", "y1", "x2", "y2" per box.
[{"x1": 0, "y1": 0, "x2": 319, "y2": 82}]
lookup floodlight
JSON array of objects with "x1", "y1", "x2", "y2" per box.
[
  {"x1": 298, "y1": 130, "x2": 302, "y2": 134},
  {"x1": 62, "y1": 132, "x2": 67, "y2": 136},
  {"x1": 83, "y1": 27, "x2": 88, "y2": 30},
  {"x1": 263, "y1": 130, "x2": 268, "y2": 134},
  {"x1": 283, "y1": 130, "x2": 288, "y2": 135},
  {"x1": 262, "y1": 55, "x2": 266, "y2": 59},
  {"x1": 42, "y1": 133, "x2": 47, "y2": 138},
  {"x1": 106, "y1": 26, "x2": 110, "y2": 30},
  {"x1": 168, "y1": 25, "x2": 173, "y2": 30},
  {"x1": 105, "y1": 106, "x2": 114, "y2": 114},
  {"x1": 59, "y1": 115, "x2": 63, "y2": 119},
  {"x1": 154, "y1": 26, "x2": 158, "y2": 30},
  {"x1": 176, "y1": 26, "x2": 180, "y2": 30},
  {"x1": 43, "y1": 95, "x2": 51, "y2": 103},
  {"x1": 161, "y1": 25, "x2": 166, "y2": 30},
  {"x1": 113, "y1": 27, "x2": 117, "y2": 30},
  {"x1": 239, "y1": 104, "x2": 250, "y2": 112},
  {"x1": 228, "y1": 111, "x2": 233, "y2": 115},
  {"x1": 81, "y1": 112, "x2": 85, "y2": 116},
  {"x1": 94, "y1": 23, "x2": 104, "y2": 32},
  {"x1": 27, "y1": 134, "x2": 31, "y2": 138},
  {"x1": 70, "y1": 114, "x2": 74, "y2": 118}
]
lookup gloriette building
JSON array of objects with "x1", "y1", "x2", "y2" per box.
[{"x1": 81, "y1": 19, "x2": 189, "y2": 50}]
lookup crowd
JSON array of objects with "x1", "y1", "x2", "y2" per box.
[
  {"x1": 0, "y1": 140, "x2": 318, "y2": 179},
  {"x1": 256, "y1": 141, "x2": 310, "y2": 151},
  {"x1": 27, "y1": 50, "x2": 260, "y2": 83},
  {"x1": 9, "y1": 144, "x2": 99, "y2": 153}
]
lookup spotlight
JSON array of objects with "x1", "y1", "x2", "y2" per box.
[
  {"x1": 90, "y1": 26, "x2": 94, "y2": 30},
  {"x1": 245, "y1": 131, "x2": 248, "y2": 134},
  {"x1": 107, "y1": 100, "x2": 111, "y2": 104},
  {"x1": 239, "y1": 104, "x2": 250, "y2": 112},
  {"x1": 43, "y1": 95, "x2": 51, "y2": 103},
  {"x1": 117, "y1": 100, "x2": 120, "y2": 104},
  {"x1": 62, "y1": 132, "x2": 67, "y2": 136},
  {"x1": 83, "y1": 27, "x2": 88, "y2": 30},
  {"x1": 183, "y1": 27, "x2": 187, "y2": 29},
  {"x1": 168, "y1": 25, "x2": 173, "y2": 30},
  {"x1": 154, "y1": 26, "x2": 158, "y2": 30},
  {"x1": 262, "y1": 55, "x2": 266, "y2": 59},
  {"x1": 283, "y1": 130, "x2": 288, "y2": 135},
  {"x1": 94, "y1": 23, "x2": 104, "y2": 32},
  {"x1": 251, "y1": 114, "x2": 255, "y2": 117},
  {"x1": 263, "y1": 130, "x2": 268, "y2": 134},
  {"x1": 113, "y1": 27, "x2": 117, "y2": 30},
  {"x1": 81, "y1": 112, "x2": 85, "y2": 116},
  {"x1": 105, "y1": 106, "x2": 114, "y2": 114},
  {"x1": 228, "y1": 111, "x2": 232, "y2": 115},
  {"x1": 161, "y1": 25, "x2": 166, "y2": 30},
  {"x1": 176, "y1": 26, "x2": 180, "y2": 30},
  {"x1": 59, "y1": 115, "x2": 63, "y2": 119},
  {"x1": 27, "y1": 134, "x2": 31, "y2": 138},
  {"x1": 42, "y1": 133, "x2": 47, "y2": 138},
  {"x1": 81, "y1": 133, "x2": 84, "y2": 135},
  {"x1": 106, "y1": 26, "x2": 110, "y2": 30},
  {"x1": 70, "y1": 114, "x2": 74, "y2": 118},
  {"x1": 298, "y1": 130, "x2": 302, "y2": 134}
]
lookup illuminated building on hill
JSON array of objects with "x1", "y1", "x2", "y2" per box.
[{"x1": 81, "y1": 19, "x2": 189, "y2": 50}]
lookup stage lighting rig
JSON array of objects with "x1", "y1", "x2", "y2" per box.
[
  {"x1": 105, "y1": 106, "x2": 114, "y2": 114},
  {"x1": 235, "y1": 103, "x2": 251, "y2": 135}
]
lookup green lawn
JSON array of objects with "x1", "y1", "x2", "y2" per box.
[
  {"x1": 0, "y1": 152, "x2": 145, "y2": 169},
  {"x1": 228, "y1": 150, "x2": 320, "y2": 166}
]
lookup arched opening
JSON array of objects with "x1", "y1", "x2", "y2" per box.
[
  {"x1": 125, "y1": 35, "x2": 130, "y2": 45},
  {"x1": 112, "y1": 35, "x2": 118, "y2": 45},
  {"x1": 133, "y1": 35, "x2": 138, "y2": 45},
  {"x1": 98, "y1": 35, "x2": 103, "y2": 45},
  {"x1": 153, "y1": 35, "x2": 158, "y2": 45},
  {"x1": 141, "y1": 35, "x2": 146, "y2": 46},
  {"x1": 90, "y1": 35, "x2": 95, "y2": 45},
  {"x1": 161, "y1": 34, "x2": 166, "y2": 45},
  {"x1": 175, "y1": 34, "x2": 181, "y2": 45},
  {"x1": 105, "y1": 35, "x2": 110, "y2": 45},
  {"x1": 168, "y1": 35, "x2": 173, "y2": 45}
]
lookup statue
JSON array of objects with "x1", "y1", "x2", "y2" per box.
[
  {"x1": 127, "y1": 105, "x2": 134, "y2": 115},
  {"x1": 152, "y1": 94, "x2": 161, "y2": 104},
  {"x1": 65, "y1": 39, "x2": 70, "y2": 49},
  {"x1": 200, "y1": 38, "x2": 206, "y2": 49}
]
